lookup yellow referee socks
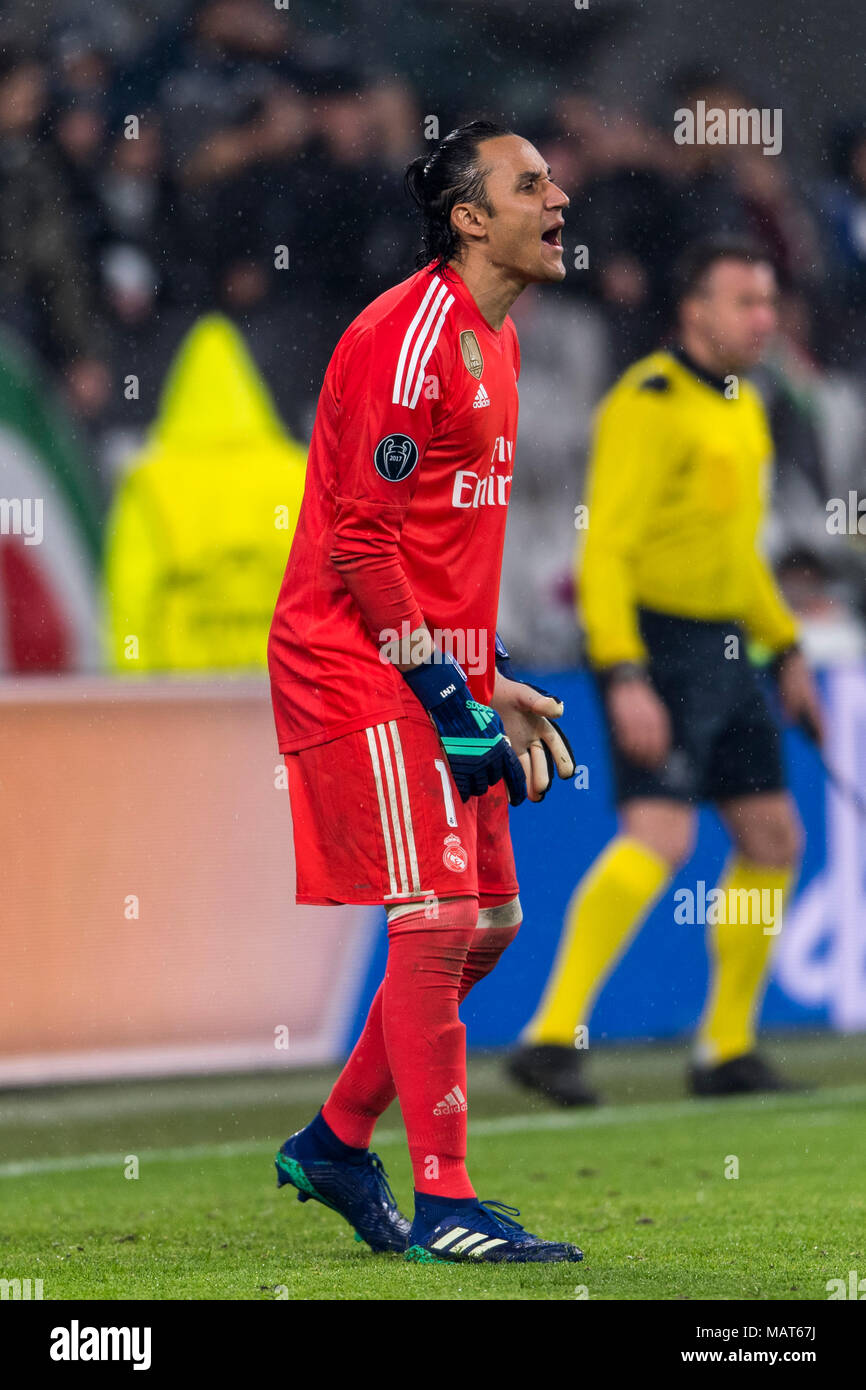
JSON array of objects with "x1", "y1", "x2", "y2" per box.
[
  {"x1": 523, "y1": 836, "x2": 671, "y2": 1048},
  {"x1": 696, "y1": 857, "x2": 794, "y2": 1066}
]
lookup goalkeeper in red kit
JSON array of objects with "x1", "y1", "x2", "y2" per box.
[{"x1": 267, "y1": 121, "x2": 582, "y2": 1264}]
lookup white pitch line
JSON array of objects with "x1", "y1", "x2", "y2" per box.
[
  {"x1": 2, "y1": 1084, "x2": 865, "y2": 1181},
  {"x1": 0, "y1": 1074, "x2": 335, "y2": 1128}
]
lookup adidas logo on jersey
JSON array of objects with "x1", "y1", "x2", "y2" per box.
[
  {"x1": 433, "y1": 1085, "x2": 467, "y2": 1116},
  {"x1": 472, "y1": 384, "x2": 490, "y2": 409}
]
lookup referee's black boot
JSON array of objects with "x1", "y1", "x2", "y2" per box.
[
  {"x1": 506, "y1": 1043, "x2": 599, "y2": 1107},
  {"x1": 688, "y1": 1051, "x2": 806, "y2": 1098}
]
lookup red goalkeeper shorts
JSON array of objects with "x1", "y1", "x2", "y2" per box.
[{"x1": 284, "y1": 712, "x2": 519, "y2": 907}]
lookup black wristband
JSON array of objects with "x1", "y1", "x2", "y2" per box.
[
  {"x1": 598, "y1": 661, "x2": 649, "y2": 691},
  {"x1": 770, "y1": 642, "x2": 801, "y2": 680}
]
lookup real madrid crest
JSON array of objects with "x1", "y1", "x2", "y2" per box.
[
  {"x1": 460, "y1": 330, "x2": 484, "y2": 380},
  {"x1": 442, "y1": 833, "x2": 468, "y2": 873}
]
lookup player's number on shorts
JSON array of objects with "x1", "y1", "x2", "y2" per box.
[{"x1": 434, "y1": 758, "x2": 458, "y2": 827}]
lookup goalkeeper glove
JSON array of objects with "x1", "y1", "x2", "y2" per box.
[
  {"x1": 494, "y1": 632, "x2": 576, "y2": 800},
  {"x1": 403, "y1": 651, "x2": 527, "y2": 805}
]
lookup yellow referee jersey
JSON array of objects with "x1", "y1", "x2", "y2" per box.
[{"x1": 578, "y1": 347, "x2": 798, "y2": 668}]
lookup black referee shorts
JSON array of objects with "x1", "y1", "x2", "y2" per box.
[{"x1": 598, "y1": 608, "x2": 786, "y2": 806}]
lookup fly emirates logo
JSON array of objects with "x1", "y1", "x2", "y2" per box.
[{"x1": 452, "y1": 437, "x2": 514, "y2": 509}]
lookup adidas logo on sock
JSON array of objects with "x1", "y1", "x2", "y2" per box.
[
  {"x1": 433, "y1": 1085, "x2": 467, "y2": 1116},
  {"x1": 472, "y1": 384, "x2": 490, "y2": 409}
]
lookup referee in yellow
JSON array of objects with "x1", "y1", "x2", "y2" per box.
[{"x1": 510, "y1": 234, "x2": 824, "y2": 1104}]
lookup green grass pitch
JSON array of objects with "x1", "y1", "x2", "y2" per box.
[{"x1": 2, "y1": 1033, "x2": 865, "y2": 1300}]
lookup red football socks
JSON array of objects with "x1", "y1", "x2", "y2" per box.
[
  {"x1": 382, "y1": 908, "x2": 477, "y2": 1197},
  {"x1": 322, "y1": 900, "x2": 520, "y2": 1198},
  {"x1": 321, "y1": 981, "x2": 396, "y2": 1150}
]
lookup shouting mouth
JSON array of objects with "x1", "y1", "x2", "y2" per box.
[{"x1": 541, "y1": 222, "x2": 564, "y2": 250}]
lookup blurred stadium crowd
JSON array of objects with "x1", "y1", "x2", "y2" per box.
[{"x1": 2, "y1": 0, "x2": 866, "y2": 668}]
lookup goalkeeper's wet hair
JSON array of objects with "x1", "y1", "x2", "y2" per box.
[{"x1": 405, "y1": 120, "x2": 513, "y2": 274}]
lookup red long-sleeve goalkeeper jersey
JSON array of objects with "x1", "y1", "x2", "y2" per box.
[{"x1": 268, "y1": 262, "x2": 521, "y2": 753}]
